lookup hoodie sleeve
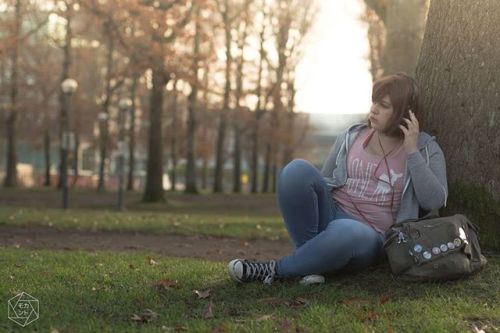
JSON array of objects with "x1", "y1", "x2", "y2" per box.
[
  {"x1": 320, "y1": 129, "x2": 346, "y2": 178},
  {"x1": 406, "y1": 141, "x2": 448, "y2": 211}
]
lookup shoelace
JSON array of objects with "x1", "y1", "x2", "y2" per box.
[{"x1": 244, "y1": 260, "x2": 276, "y2": 284}]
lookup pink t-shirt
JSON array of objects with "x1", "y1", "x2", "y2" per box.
[{"x1": 332, "y1": 129, "x2": 407, "y2": 233}]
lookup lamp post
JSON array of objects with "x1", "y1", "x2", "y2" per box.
[
  {"x1": 60, "y1": 78, "x2": 78, "y2": 209},
  {"x1": 117, "y1": 97, "x2": 132, "y2": 211}
]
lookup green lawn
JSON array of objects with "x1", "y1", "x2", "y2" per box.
[
  {"x1": 0, "y1": 207, "x2": 286, "y2": 240},
  {"x1": 1, "y1": 249, "x2": 499, "y2": 332}
]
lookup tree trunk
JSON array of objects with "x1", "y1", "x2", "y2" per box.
[
  {"x1": 250, "y1": 115, "x2": 261, "y2": 193},
  {"x1": 262, "y1": 141, "x2": 271, "y2": 193},
  {"x1": 169, "y1": 80, "x2": 178, "y2": 191},
  {"x1": 127, "y1": 75, "x2": 138, "y2": 191},
  {"x1": 4, "y1": 0, "x2": 21, "y2": 187},
  {"x1": 415, "y1": 0, "x2": 500, "y2": 251},
  {"x1": 364, "y1": 0, "x2": 428, "y2": 76},
  {"x1": 57, "y1": 2, "x2": 72, "y2": 189},
  {"x1": 97, "y1": 24, "x2": 114, "y2": 191},
  {"x1": 185, "y1": 2, "x2": 200, "y2": 194},
  {"x1": 44, "y1": 128, "x2": 51, "y2": 186},
  {"x1": 213, "y1": 0, "x2": 232, "y2": 193},
  {"x1": 142, "y1": 68, "x2": 168, "y2": 202}
]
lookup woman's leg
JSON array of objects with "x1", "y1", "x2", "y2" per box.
[
  {"x1": 275, "y1": 219, "x2": 384, "y2": 278},
  {"x1": 277, "y1": 159, "x2": 337, "y2": 248}
]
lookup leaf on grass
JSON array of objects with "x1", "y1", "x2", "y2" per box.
[
  {"x1": 153, "y1": 279, "x2": 179, "y2": 291},
  {"x1": 362, "y1": 311, "x2": 377, "y2": 322},
  {"x1": 288, "y1": 297, "x2": 309, "y2": 308},
  {"x1": 193, "y1": 289, "x2": 211, "y2": 299},
  {"x1": 278, "y1": 319, "x2": 292, "y2": 331},
  {"x1": 148, "y1": 257, "x2": 157, "y2": 265},
  {"x1": 259, "y1": 297, "x2": 287, "y2": 306},
  {"x1": 256, "y1": 314, "x2": 272, "y2": 321},
  {"x1": 210, "y1": 323, "x2": 229, "y2": 333},
  {"x1": 203, "y1": 300, "x2": 214, "y2": 319},
  {"x1": 343, "y1": 297, "x2": 369, "y2": 307},
  {"x1": 131, "y1": 309, "x2": 158, "y2": 323},
  {"x1": 379, "y1": 293, "x2": 392, "y2": 305}
]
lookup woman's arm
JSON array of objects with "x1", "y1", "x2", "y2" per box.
[{"x1": 407, "y1": 141, "x2": 448, "y2": 211}]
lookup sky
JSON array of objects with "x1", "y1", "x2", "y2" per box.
[{"x1": 295, "y1": 0, "x2": 372, "y2": 115}]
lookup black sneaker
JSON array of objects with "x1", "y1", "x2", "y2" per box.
[{"x1": 228, "y1": 259, "x2": 277, "y2": 284}]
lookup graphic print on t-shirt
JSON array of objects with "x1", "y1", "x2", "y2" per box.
[
  {"x1": 371, "y1": 169, "x2": 404, "y2": 202},
  {"x1": 345, "y1": 157, "x2": 403, "y2": 205}
]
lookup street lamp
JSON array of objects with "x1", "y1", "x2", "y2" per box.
[
  {"x1": 60, "y1": 78, "x2": 78, "y2": 209},
  {"x1": 117, "y1": 97, "x2": 132, "y2": 211}
]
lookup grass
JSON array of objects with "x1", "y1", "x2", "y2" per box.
[
  {"x1": 1, "y1": 189, "x2": 499, "y2": 332},
  {"x1": 0, "y1": 207, "x2": 286, "y2": 240},
  {"x1": 1, "y1": 249, "x2": 499, "y2": 332}
]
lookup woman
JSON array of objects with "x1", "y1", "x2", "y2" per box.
[{"x1": 228, "y1": 73, "x2": 448, "y2": 284}]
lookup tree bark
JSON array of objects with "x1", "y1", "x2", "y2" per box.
[
  {"x1": 415, "y1": 0, "x2": 500, "y2": 250},
  {"x1": 169, "y1": 81, "x2": 178, "y2": 192},
  {"x1": 262, "y1": 141, "x2": 271, "y2": 193},
  {"x1": 364, "y1": 0, "x2": 428, "y2": 76},
  {"x1": 4, "y1": 0, "x2": 21, "y2": 187},
  {"x1": 44, "y1": 128, "x2": 51, "y2": 186},
  {"x1": 185, "y1": 2, "x2": 200, "y2": 194},
  {"x1": 213, "y1": 0, "x2": 232, "y2": 193},
  {"x1": 127, "y1": 75, "x2": 138, "y2": 191},
  {"x1": 57, "y1": 1, "x2": 73, "y2": 189},
  {"x1": 97, "y1": 23, "x2": 115, "y2": 191},
  {"x1": 142, "y1": 68, "x2": 168, "y2": 202}
]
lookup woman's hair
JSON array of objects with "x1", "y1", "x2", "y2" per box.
[{"x1": 368, "y1": 72, "x2": 423, "y2": 138}]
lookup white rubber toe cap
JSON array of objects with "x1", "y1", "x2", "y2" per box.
[{"x1": 228, "y1": 259, "x2": 244, "y2": 282}]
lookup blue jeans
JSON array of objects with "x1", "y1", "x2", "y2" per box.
[{"x1": 275, "y1": 159, "x2": 385, "y2": 278}]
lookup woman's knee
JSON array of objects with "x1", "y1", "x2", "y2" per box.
[{"x1": 278, "y1": 159, "x2": 319, "y2": 189}]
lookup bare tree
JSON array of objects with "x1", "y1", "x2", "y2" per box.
[{"x1": 364, "y1": 0, "x2": 428, "y2": 76}]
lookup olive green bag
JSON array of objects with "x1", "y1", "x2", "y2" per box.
[{"x1": 383, "y1": 214, "x2": 488, "y2": 281}]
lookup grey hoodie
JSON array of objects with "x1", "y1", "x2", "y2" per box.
[{"x1": 320, "y1": 123, "x2": 448, "y2": 224}]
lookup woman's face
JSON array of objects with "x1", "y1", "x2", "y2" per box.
[{"x1": 369, "y1": 95, "x2": 394, "y2": 132}]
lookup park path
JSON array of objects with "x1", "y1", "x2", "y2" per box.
[{"x1": 0, "y1": 224, "x2": 292, "y2": 262}]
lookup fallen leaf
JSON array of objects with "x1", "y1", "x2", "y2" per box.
[
  {"x1": 193, "y1": 289, "x2": 211, "y2": 299},
  {"x1": 148, "y1": 257, "x2": 157, "y2": 265},
  {"x1": 278, "y1": 319, "x2": 292, "y2": 331},
  {"x1": 288, "y1": 297, "x2": 309, "y2": 308},
  {"x1": 259, "y1": 297, "x2": 287, "y2": 306},
  {"x1": 131, "y1": 309, "x2": 158, "y2": 323},
  {"x1": 203, "y1": 300, "x2": 214, "y2": 319},
  {"x1": 379, "y1": 293, "x2": 392, "y2": 305},
  {"x1": 210, "y1": 323, "x2": 228, "y2": 333},
  {"x1": 363, "y1": 311, "x2": 377, "y2": 322},
  {"x1": 174, "y1": 325, "x2": 187, "y2": 331},
  {"x1": 153, "y1": 279, "x2": 178, "y2": 290},
  {"x1": 344, "y1": 297, "x2": 369, "y2": 307},
  {"x1": 51, "y1": 329, "x2": 59, "y2": 333},
  {"x1": 256, "y1": 314, "x2": 272, "y2": 321}
]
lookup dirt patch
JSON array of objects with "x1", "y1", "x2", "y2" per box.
[{"x1": 0, "y1": 225, "x2": 293, "y2": 262}]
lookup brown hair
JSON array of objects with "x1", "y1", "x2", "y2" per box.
[{"x1": 368, "y1": 72, "x2": 423, "y2": 138}]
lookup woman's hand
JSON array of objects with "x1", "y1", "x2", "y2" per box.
[{"x1": 399, "y1": 110, "x2": 419, "y2": 154}]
